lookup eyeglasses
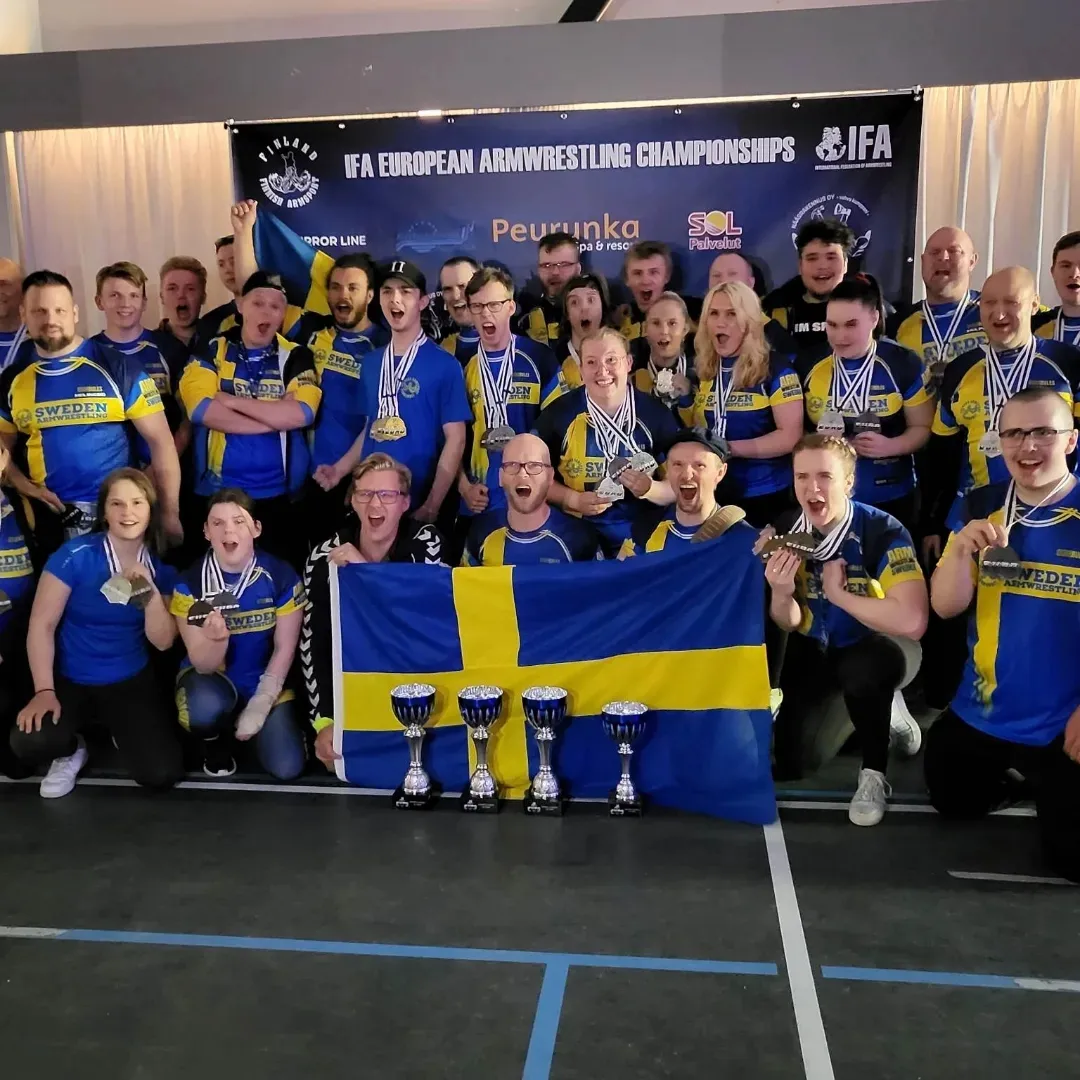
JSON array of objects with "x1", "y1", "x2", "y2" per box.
[
  {"x1": 998, "y1": 427, "x2": 1073, "y2": 445},
  {"x1": 538, "y1": 261, "x2": 577, "y2": 272},
  {"x1": 501, "y1": 461, "x2": 551, "y2": 476},
  {"x1": 467, "y1": 299, "x2": 513, "y2": 316},
  {"x1": 353, "y1": 489, "x2": 406, "y2": 504}
]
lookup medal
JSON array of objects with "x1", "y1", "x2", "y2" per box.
[
  {"x1": 374, "y1": 332, "x2": 425, "y2": 442},
  {"x1": 980, "y1": 545, "x2": 1021, "y2": 581},
  {"x1": 828, "y1": 346, "x2": 877, "y2": 433},
  {"x1": 198, "y1": 551, "x2": 257, "y2": 625},
  {"x1": 607, "y1": 456, "x2": 631, "y2": 480},
  {"x1": 628, "y1": 451, "x2": 658, "y2": 475},
  {"x1": 370, "y1": 415, "x2": 408, "y2": 441},
  {"x1": 480, "y1": 424, "x2": 516, "y2": 451},
  {"x1": 981, "y1": 339, "x2": 1037, "y2": 457},
  {"x1": 100, "y1": 535, "x2": 157, "y2": 607},
  {"x1": 852, "y1": 411, "x2": 880, "y2": 435},
  {"x1": 477, "y1": 338, "x2": 518, "y2": 439},
  {"x1": 186, "y1": 599, "x2": 215, "y2": 627},
  {"x1": 921, "y1": 295, "x2": 972, "y2": 369},
  {"x1": 816, "y1": 410, "x2": 846, "y2": 435},
  {"x1": 709, "y1": 360, "x2": 737, "y2": 440},
  {"x1": 60, "y1": 503, "x2": 87, "y2": 530},
  {"x1": 127, "y1": 573, "x2": 154, "y2": 611},
  {"x1": 760, "y1": 532, "x2": 819, "y2": 558},
  {"x1": 981, "y1": 473, "x2": 1075, "y2": 584},
  {"x1": 654, "y1": 367, "x2": 676, "y2": 398},
  {"x1": 0, "y1": 589, "x2": 12, "y2": 615},
  {"x1": 595, "y1": 477, "x2": 625, "y2": 502},
  {"x1": 101, "y1": 574, "x2": 133, "y2": 605},
  {"x1": 209, "y1": 590, "x2": 242, "y2": 615},
  {"x1": 978, "y1": 431, "x2": 1001, "y2": 458}
]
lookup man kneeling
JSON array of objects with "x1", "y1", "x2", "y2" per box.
[
  {"x1": 171, "y1": 490, "x2": 307, "y2": 779},
  {"x1": 926, "y1": 387, "x2": 1080, "y2": 881}
]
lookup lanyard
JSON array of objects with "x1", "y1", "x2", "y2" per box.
[
  {"x1": 1054, "y1": 311, "x2": 1080, "y2": 347},
  {"x1": 201, "y1": 551, "x2": 259, "y2": 600},
  {"x1": 103, "y1": 535, "x2": 155, "y2": 579},
  {"x1": 0, "y1": 324, "x2": 27, "y2": 373},
  {"x1": 921, "y1": 296, "x2": 971, "y2": 360},
  {"x1": 1002, "y1": 474, "x2": 1074, "y2": 536},
  {"x1": 585, "y1": 388, "x2": 639, "y2": 460},
  {"x1": 829, "y1": 345, "x2": 877, "y2": 414},
  {"x1": 709, "y1": 359, "x2": 737, "y2": 439},
  {"x1": 983, "y1": 338, "x2": 1037, "y2": 430},
  {"x1": 792, "y1": 499, "x2": 854, "y2": 562},
  {"x1": 477, "y1": 338, "x2": 516, "y2": 430},
  {"x1": 377, "y1": 332, "x2": 426, "y2": 419},
  {"x1": 239, "y1": 344, "x2": 275, "y2": 390}
]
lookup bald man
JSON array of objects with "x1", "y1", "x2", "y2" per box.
[
  {"x1": 889, "y1": 227, "x2": 987, "y2": 379},
  {"x1": 0, "y1": 258, "x2": 28, "y2": 372},
  {"x1": 462, "y1": 432, "x2": 599, "y2": 565}
]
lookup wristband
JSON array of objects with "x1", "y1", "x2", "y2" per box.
[
  {"x1": 312, "y1": 716, "x2": 334, "y2": 734},
  {"x1": 33, "y1": 688, "x2": 55, "y2": 696}
]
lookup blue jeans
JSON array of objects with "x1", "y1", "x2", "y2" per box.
[{"x1": 176, "y1": 669, "x2": 306, "y2": 780}]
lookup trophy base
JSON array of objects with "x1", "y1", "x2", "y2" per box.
[
  {"x1": 608, "y1": 791, "x2": 645, "y2": 817},
  {"x1": 392, "y1": 783, "x2": 441, "y2": 810},
  {"x1": 460, "y1": 790, "x2": 500, "y2": 814},
  {"x1": 523, "y1": 791, "x2": 567, "y2": 816}
]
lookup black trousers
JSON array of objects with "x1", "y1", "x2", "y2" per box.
[
  {"x1": 871, "y1": 490, "x2": 917, "y2": 535},
  {"x1": 925, "y1": 710, "x2": 1080, "y2": 883},
  {"x1": 0, "y1": 616, "x2": 33, "y2": 778},
  {"x1": 736, "y1": 487, "x2": 795, "y2": 530},
  {"x1": 8, "y1": 666, "x2": 183, "y2": 791},
  {"x1": 775, "y1": 631, "x2": 906, "y2": 778}
]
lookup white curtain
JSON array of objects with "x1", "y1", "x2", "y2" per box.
[
  {"x1": 9, "y1": 122, "x2": 235, "y2": 331},
  {"x1": 919, "y1": 80, "x2": 1080, "y2": 302}
]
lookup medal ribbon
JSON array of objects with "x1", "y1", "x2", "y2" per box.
[
  {"x1": 477, "y1": 338, "x2": 516, "y2": 431},
  {"x1": 792, "y1": 498, "x2": 855, "y2": 562},
  {"x1": 921, "y1": 296, "x2": 971, "y2": 363},
  {"x1": 239, "y1": 344, "x2": 274, "y2": 393},
  {"x1": 983, "y1": 338, "x2": 1037, "y2": 431},
  {"x1": 1002, "y1": 474, "x2": 1074, "y2": 537},
  {"x1": 829, "y1": 346, "x2": 877, "y2": 415},
  {"x1": 585, "y1": 388, "x2": 640, "y2": 461},
  {"x1": 1054, "y1": 311, "x2": 1080, "y2": 347},
  {"x1": 103, "y1": 535, "x2": 155, "y2": 580},
  {"x1": 201, "y1": 551, "x2": 259, "y2": 600},
  {"x1": 708, "y1": 358, "x2": 737, "y2": 439},
  {"x1": 0, "y1": 324, "x2": 27, "y2": 373},
  {"x1": 376, "y1": 332, "x2": 426, "y2": 420}
]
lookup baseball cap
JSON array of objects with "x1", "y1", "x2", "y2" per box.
[
  {"x1": 667, "y1": 429, "x2": 731, "y2": 463},
  {"x1": 378, "y1": 258, "x2": 426, "y2": 295},
  {"x1": 240, "y1": 270, "x2": 287, "y2": 297}
]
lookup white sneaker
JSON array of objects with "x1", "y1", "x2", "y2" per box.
[
  {"x1": 849, "y1": 768, "x2": 890, "y2": 827},
  {"x1": 40, "y1": 735, "x2": 88, "y2": 799},
  {"x1": 889, "y1": 691, "x2": 922, "y2": 757}
]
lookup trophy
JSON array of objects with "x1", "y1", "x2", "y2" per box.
[
  {"x1": 522, "y1": 685, "x2": 568, "y2": 815},
  {"x1": 390, "y1": 682, "x2": 439, "y2": 810},
  {"x1": 602, "y1": 701, "x2": 648, "y2": 816},
  {"x1": 458, "y1": 684, "x2": 504, "y2": 813}
]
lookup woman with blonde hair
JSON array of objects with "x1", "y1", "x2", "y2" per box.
[{"x1": 683, "y1": 281, "x2": 804, "y2": 526}]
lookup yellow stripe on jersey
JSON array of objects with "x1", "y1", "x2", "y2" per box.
[{"x1": 646, "y1": 521, "x2": 676, "y2": 552}]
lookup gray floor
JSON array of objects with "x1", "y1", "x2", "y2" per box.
[{"x1": 0, "y1": 780, "x2": 1076, "y2": 1079}]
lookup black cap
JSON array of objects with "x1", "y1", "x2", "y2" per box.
[
  {"x1": 240, "y1": 270, "x2": 287, "y2": 297},
  {"x1": 378, "y1": 258, "x2": 427, "y2": 295},
  {"x1": 668, "y1": 429, "x2": 731, "y2": 463}
]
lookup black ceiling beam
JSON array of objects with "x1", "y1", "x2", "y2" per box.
[{"x1": 559, "y1": 0, "x2": 612, "y2": 23}]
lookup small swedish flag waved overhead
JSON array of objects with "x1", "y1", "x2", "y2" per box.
[{"x1": 330, "y1": 540, "x2": 775, "y2": 824}]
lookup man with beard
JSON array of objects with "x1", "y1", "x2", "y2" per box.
[
  {"x1": 517, "y1": 233, "x2": 581, "y2": 346},
  {"x1": 764, "y1": 219, "x2": 855, "y2": 361},
  {"x1": 0, "y1": 258, "x2": 28, "y2": 373},
  {"x1": 1034, "y1": 231, "x2": 1080, "y2": 347},
  {"x1": 180, "y1": 271, "x2": 321, "y2": 567},
  {"x1": 889, "y1": 226, "x2": 986, "y2": 380},
  {"x1": 315, "y1": 260, "x2": 471, "y2": 525},
  {"x1": 619, "y1": 241, "x2": 675, "y2": 342},
  {"x1": 542, "y1": 273, "x2": 613, "y2": 404},
  {"x1": 157, "y1": 256, "x2": 208, "y2": 351},
  {"x1": 438, "y1": 256, "x2": 481, "y2": 361},
  {"x1": 463, "y1": 432, "x2": 597, "y2": 565},
  {"x1": 0, "y1": 271, "x2": 180, "y2": 556}
]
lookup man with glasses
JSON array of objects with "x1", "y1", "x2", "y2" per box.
[
  {"x1": 926, "y1": 386, "x2": 1080, "y2": 882},
  {"x1": 463, "y1": 433, "x2": 598, "y2": 565},
  {"x1": 517, "y1": 233, "x2": 581, "y2": 346}
]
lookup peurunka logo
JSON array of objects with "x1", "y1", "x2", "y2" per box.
[
  {"x1": 791, "y1": 194, "x2": 872, "y2": 258},
  {"x1": 258, "y1": 136, "x2": 320, "y2": 209}
]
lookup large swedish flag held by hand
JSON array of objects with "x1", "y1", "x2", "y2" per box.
[{"x1": 331, "y1": 539, "x2": 775, "y2": 824}]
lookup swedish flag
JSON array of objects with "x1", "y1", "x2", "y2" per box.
[
  {"x1": 331, "y1": 541, "x2": 775, "y2": 823},
  {"x1": 252, "y1": 210, "x2": 334, "y2": 316}
]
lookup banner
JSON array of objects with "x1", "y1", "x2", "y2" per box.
[
  {"x1": 231, "y1": 92, "x2": 922, "y2": 305},
  {"x1": 331, "y1": 542, "x2": 774, "y2": 824}
]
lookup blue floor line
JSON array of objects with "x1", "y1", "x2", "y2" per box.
[
  {"x1": 821, "y1": 965, "x2": 1080, "y2": 993},
  {"x1": 53, "y1": 927, "x2": 777, "y2": 976},
  {"x1": 522, "y1": 962, "x2": 568, "y2": 1080}
]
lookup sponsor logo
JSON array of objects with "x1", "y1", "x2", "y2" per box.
[
  {"x1": 791, "y1": 194, "x2": 872, "y2": 258},
  {"x1": 814, "y1": 124, "x2": 893, "y2": 171},
  {"x1": 491, "y1": 215, "x2": 639, "y2": 253},
  {"x1": 258, "y1": 135, "x2": 320, "y2": 209},
  {"x1": 961, "y1": 400, "x2": 981, "y2": 422},
  {"x1": 686, "y1": 210, "x2": 743, "y2": 252},
  {"x1": 562, "y1": 459, "x2": 583, "y2": 479}
]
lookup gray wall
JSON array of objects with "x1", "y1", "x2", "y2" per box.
[{"x1": 2, "y1": 0, "x2": 1078, "y2": 131}]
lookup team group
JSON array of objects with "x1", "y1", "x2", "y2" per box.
[{"x1": 0, "y1": 199, "x2": 1078, "y2": 874}]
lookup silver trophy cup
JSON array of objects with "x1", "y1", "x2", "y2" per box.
[
  {"x1": 458, "y1": 685, "x2": 504, "y2": 813},
  {"x1": 602, "y1": 701, "x2": 648, "y2": 816},
  {"x1": 522, "y1": 685, "x2": 569, "y2": 815},
  {"x1": 390, "y1": 682, "x2": 438, "y2": 809}
]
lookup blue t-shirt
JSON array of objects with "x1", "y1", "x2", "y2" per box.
[
  {"x1": 358, "y1": 337, "x2": 472, "y2": 508},
  {"x1": 0, "y1": 496, "x2": 34, "y2": 634},
  {"x1": 463, "y1": 506, "x2": 599, "y2": 566},
  {"x1": 623, "y1": 504, "x2": 759, "y2": 557},
  {"x1": 46, "y1": 534, "x2": 176, "y2": 686}
]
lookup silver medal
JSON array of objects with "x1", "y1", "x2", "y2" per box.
[
  {"x1": 816, "y1": 410, "x2": 846, "y2": 436},
  {"x1": 980, "y1": 544, "x2": 1021, "y2": 581},
  {"x1": 480, "y1": 424, "x2": 516, "y2": 451},
  {"x1": 978, "y1": 431, "x2": 1002, "y2": 458},
  {"x1": 606, "y1": 456, "x2": 631, "y2": 480},
  {"x1": 100, "y1": 574, "x2": 133, "y2": 605},
  {"x1": 595, "y1": 476, "x2": 626, "y2": 502},
  {"x1": 628, "y1": 451, "x2": 658, "y2": 476}
]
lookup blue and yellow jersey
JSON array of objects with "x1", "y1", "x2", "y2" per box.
[
  {"x1": 516, "y1": 296, "x2": 562, "y2": 347},
  {"x1": 1034, "y1": 306, "x2": 1080, "y2": 347},
  {"x1": 619, "y1": 303, "x2": 648, "y2": 343},
  {"x1": 679, "y1": 353, "x2": 803, "y2": 499},
  {"x1": 45, "y1": 533, "x2": 177, "y2": 686},
  {"x1": 461, "y1": 335, "x2": 558, "y2": 514},
  {"x1": 171, "y1": 551, "x2": 306, "y2": 701},
  {"x1": 800, "y1": 338, "x2": 931, "y2": 505},
  {"x1": 180, "y1": 332, "x2": 321, "y2": 500},
  {"x1": 358, "y1": 338, "x2": 472, "y2": 509},
  {"x1": 0, "y1": 339, "x2": 163, "y2": 504},
  {"x1": 291, "y1": 313, "x2": 386, "y2": 470},
  {"x1": 888, "y1": 292, "x2": 986, "y2": 375},
  {"x1": 793, "y1": 501, "x2": 923, "y2": 649},
  {"x1": 463, "y1": 506, "x2": 598, "y2": 566},
  {"x1": 0, "y1": 496, "x2": 34, "y2": 632},
  {"x1": 441, "y1": 325, "x2": 480, "y2": 366},
  {"x1": 933, "y1": 339, "x2": 1080, "y2": 520},
  {"x1": 532, "y1": 386, "x2": 682, "y2": 557},
  {"x1": 191, "y1": 299, "x2": 305, "y2": 360},
  {"x1": 539, "y1": 339, "x2": 585, "y2": 408},
  {"x1": 947, "y1": 481, "x2": 1080, "y2": 745},
  {"x1": 620, "y1": 503, "x2": 758, "y2": 557}
]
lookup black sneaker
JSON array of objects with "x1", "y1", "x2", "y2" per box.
[{"x1": 202, "y1": 737, "x2": 236, "y2": 778}]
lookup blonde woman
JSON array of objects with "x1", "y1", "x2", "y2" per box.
[{"x1": 682, "y1": 281, "x2": 804, "y2": 526}]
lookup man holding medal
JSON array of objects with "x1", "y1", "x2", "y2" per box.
[
  {"x1": 171, "y1": 489, "x2": 307, "y2": 780},
  {"x1": 765, "y1": 435, "x2": 928, "y2": 825},
  {"x1": 1034, "y1": 232, "x2": 1080, "y2": 347},
  {"x1": 316, "y1": 260, "x2": 471, "y2": 526},
  {"x1": 532, "y1": 327, "x2": 680, "y2": 559},
  {"x1": 926, "y1": 387, "x2": 1080, "y2": 881}
]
